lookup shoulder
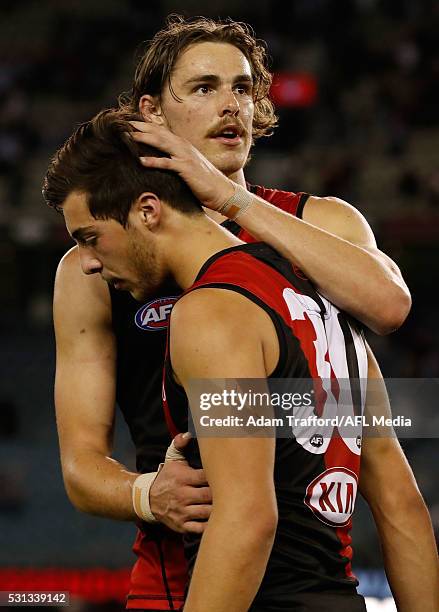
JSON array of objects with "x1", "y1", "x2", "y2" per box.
[
  {"x1": 54, "y1": 246, "x2": 111, "y2": 330},
  {"x1": 302, "y1": 195, "x2": 376, "y2": 248},
  {"x1": 171, "y1": 287, "x2": 257, "y2": 338},
  {"x1": 169, "y1": 287, "x2": 270, "y2": 379},
  {"x1": 55, "y1": 246, "x2": 110, "y2": 303}
]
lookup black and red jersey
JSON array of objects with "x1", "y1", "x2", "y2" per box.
[
  {"x1": 162, "y1": 241, "x2": 367, "y2": 609},
  {"x1": 109, "y1": 186, "x2": 309, "y2": 609},
  {"x1": 111, "y1": 186, "x2": 308, "y2": 475}
]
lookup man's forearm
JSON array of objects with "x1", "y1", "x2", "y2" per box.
[
  {"x1": 62, "y1": 449, "x2": 138, "y2": 520},
  {"x1": 184, "y1": 513, "x2": 275, "y2": 612},
  {"x1": 237, "y1": 196, "x2": 410, "y2": 334},
  {"x1": 371, "y1": 496, "x2": 439, "y2": 611},
  {"x1": 132, "y1": 121, "x2": 410, "y2": 332}
]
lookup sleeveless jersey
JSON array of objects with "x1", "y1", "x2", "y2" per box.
[
  {"x1": 111, "y1": 186, "x2": 308, "y2": 475},
  {"x1": 162, "y1": 242, "x2": 368, "y2": 610},
  {"x1": 110, "y1": 186, "x2": 308, "y2": 609}
]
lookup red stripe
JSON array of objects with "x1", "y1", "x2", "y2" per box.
[
  {"x1": 0, "y1": 568, "x2": 131, "y2": 603},
  {"x1": 189, "y1": 250, "x2": 301, "y2": 320},
  {"x1": 325, "y1": 437, "x2": 360, "y2": 579},
  {"x1": 255, "y1": 186, "x2": 302, "y2": 214},
  {"x1": 162, "y1": 344, "x2": 180, "y2": 439}
]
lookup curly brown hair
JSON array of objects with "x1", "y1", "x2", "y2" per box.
[{"x1": 119, "y1": 14, "x2": 277, "y2": 140}]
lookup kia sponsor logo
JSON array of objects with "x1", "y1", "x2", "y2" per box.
[
  {"x1": 304, "y1": 467, "x2": 358, "y2": 527},
  {"x1": 135, "y1": 296, "x2": 179, "y2": 331}
]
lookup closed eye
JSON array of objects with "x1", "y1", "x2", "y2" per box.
[
  {"x1": 77, "y1": 236, "x2": 97, "y2": 247},
  {"x1": 71, "y1": 226, "x2": 99, "y2": 246}
]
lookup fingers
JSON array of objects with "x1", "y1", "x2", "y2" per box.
[
  {"x1": 129, "y1": 120, "x2": 154, "y2": 132},
  {"x1": 183, "y1": 521, "x2": 208, "y2": 535},
  {"x1": 164, "y1": 433, "x2": 192, "y2": 462},
  {"x1": 130, "y1": 126, "x2": 177, "y2": 155},
  {"x1": 181, "y1": 484, "x2": 212, "y2": 504},
  {"x1": 158, "y1": 455, "x2": 209, "y2": 487},
  {"x1": 130, "y1": 121, "x2": 175, "y2": 145},
  {"x1": 173, "y1": 432, "x2": 192, "y2": 452},
  {"x1": 184, "y1": 504, "x2": 212, "y2": 521},
  {"x1": 139, "y1": 156, "x2": 175, "y2": 170},
  {"x1": 164, "y1": 437, "x2": 187, "y2": 462},
  {"x1": 181, "y1": 466, "x2": 210, "y2": 488}
]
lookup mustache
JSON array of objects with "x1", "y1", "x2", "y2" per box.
[{"x1": 207, "y1": 119, "x2": 247, "y2": 138}]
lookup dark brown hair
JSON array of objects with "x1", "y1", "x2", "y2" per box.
[
  {"x1": 119, "y1": 14, "x2": 277, "y2": 140},
  {"x1": 42, "y1": 108, "x2": 202, "y2": 225}
]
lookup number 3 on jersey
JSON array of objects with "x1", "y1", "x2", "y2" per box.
[{"x1": 282, "y1": 288, "x2": 367, "y2": 456}]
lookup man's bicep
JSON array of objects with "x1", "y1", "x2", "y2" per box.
[
  {"x1": 55, "y1": 349, "x2": 116, "y2": 456},
  {"x1": 197, "y1": 437, "x2": 276, "y2": 510},
  {"x1": 303, "y1": 195, "x2": 377, "y2": 248},
  {"x1": 170, "y1": 289, "x2": 276, "y2": 505},
  {"x1": 53, "y1": 247, "x2": 117, "y2": 458},
  {"x1": 304, "y1": 195, "x2": 408, "y2": 284}
]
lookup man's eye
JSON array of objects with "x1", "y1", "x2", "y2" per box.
[
  {"x1": 83, "y1": 236, "x2": 97, "y2": 246},
  {"x1": 235, "y1": 84, "x2": 252, "y2": 95},
  {"x1": 195, "y1": 85, "x2": 212, "y2": 94}
]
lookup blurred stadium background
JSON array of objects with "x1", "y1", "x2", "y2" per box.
[{"x1": 0, "y1": 1, "x2": 438, "y2": 610}]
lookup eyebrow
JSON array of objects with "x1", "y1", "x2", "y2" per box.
[
  {"x1": 71, "y1": 226, "x2": 96, "y2": 242},
  {"x1": 183, "y1": 74, "x2": 254, "y2": 87}
]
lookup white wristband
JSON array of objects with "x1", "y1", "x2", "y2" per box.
[{"x1": 132, "y1": 471, "x2": 160, "y2": 523}]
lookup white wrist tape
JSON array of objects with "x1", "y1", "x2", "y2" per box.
[
  {"x1": 132, "y1": 436, "x2": 189, "y2": 523},
  {"x1": 164, "y1": 437, "x2": 188, "y2": 462},
  {"x1": 216, "y1": 184, "x2": 254, "y2": 220},
  {"x1": 132, "y1": 471, "x2": 160, "y2": 523}
]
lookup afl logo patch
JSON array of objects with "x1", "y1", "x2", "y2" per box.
[
  {"x1": 135, "y1": 296, "x2": 179, "y2": 331},
  {"x1": 309, "y1": 434, "x2": 324, "y2": 448},
  {"x1": 304, "y1": 467, "x2": 358, "y2": 527}
]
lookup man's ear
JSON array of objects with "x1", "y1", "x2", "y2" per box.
[
  {"x1": 139, "y1": 95, "x2": 164, "y2": 126},
  {"x1": 132, "y1": 192, "x2": 162, "y2": 230}
]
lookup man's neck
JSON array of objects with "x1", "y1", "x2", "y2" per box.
[
  {"x1": 162, "y1": 214, "x2": 243, "y2": 290},
  {"x1": 230, "y1": 168, "x2": 247, "y2": 189}
]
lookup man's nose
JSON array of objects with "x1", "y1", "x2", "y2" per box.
[
  {"x1": 219, "y1": 89, "x2": 239, "y2": 116},
  {"x1": 79, "y1": 251, "x2": 102, "y2": 275}
]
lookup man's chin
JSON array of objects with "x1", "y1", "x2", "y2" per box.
[
  {"x1": 130, "y1": 287, "x2": 149, "y2": 302},
  {"x1": 205, "y1": 145, "x2": 248, "y2": 175},
  {"x1": 130, "y1": 285, "x2": 160, "y2": 303},
  {"x1": 129, "y1": 272, "x2": 176, "y2": 303}
]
